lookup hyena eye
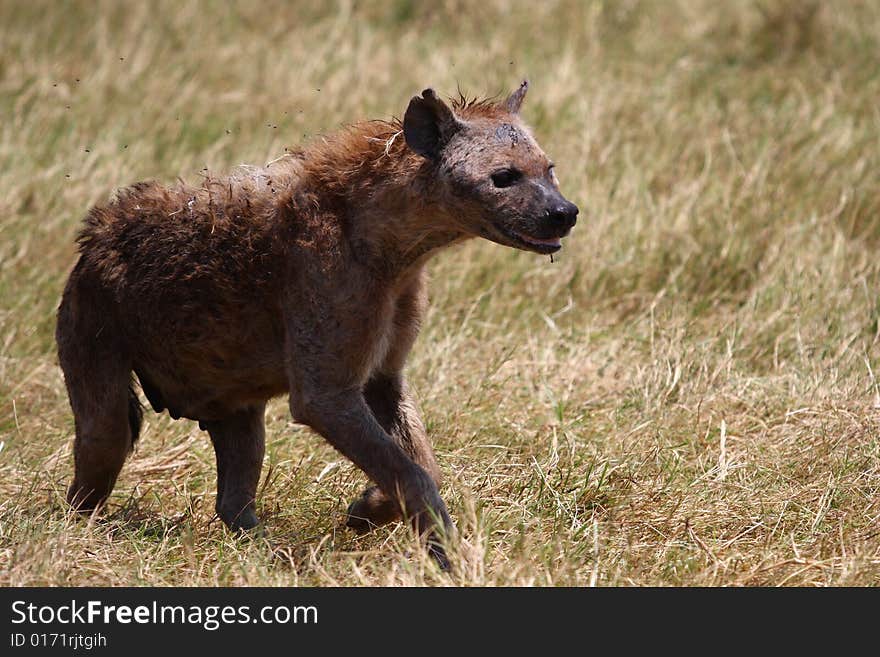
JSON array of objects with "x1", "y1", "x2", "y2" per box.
[{"x1": 491, "y1": 168, "x2": 522, "y2": 188}]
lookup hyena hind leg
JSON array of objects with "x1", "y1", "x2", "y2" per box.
[
  {"x1": 58, "y1": 318, "x2": 141, "y2": 513},
  {"x1": 203, "y1": 404, "x2": 266, "y2": 532}
]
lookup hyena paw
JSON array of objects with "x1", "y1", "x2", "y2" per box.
[
  {"x1": 218, "y1": 504, "x2": 260, "y2": 533},
  {"x1": 345, "y1": 486, "x2": 400, "y2": 535}
]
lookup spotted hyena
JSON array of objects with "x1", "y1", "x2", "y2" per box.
[{"x1": 56, "y1": 81, "x2": 578, "y2": 568}]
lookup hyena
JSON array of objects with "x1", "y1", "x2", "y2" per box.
[{"x1": 56, "y1": 81, "x2": 578, "y2": 568}]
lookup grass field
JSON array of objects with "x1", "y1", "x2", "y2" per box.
[{"x1": 1, "y1": 0, "x2": 879, "y2": 586}]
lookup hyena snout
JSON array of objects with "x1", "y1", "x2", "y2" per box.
[
  {"x1": 492, "y1": 192, "x2": 580, "y2": 255},
  {"x1": 545, "y1": 199, "x2": 579, "y2": 232}
]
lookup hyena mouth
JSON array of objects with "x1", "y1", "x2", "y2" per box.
[
  {"x1": 495, "y1": 223, "x2": 565, "y2": 254},
  {"x1": 511, "y1": 229, "x2": 562, "y2": 251}
]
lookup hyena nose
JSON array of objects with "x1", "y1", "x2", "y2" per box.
[{"x1": 547, "y1": 201, "x2": 579, "y2": 229}]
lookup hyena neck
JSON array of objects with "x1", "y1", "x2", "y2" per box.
[{"x1": 299, "y1": 121, "x2": 470, "y2": 279}]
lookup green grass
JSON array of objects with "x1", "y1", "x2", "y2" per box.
[{"x1": 1, "y1": 0, "x2": 879, "y2": 585}]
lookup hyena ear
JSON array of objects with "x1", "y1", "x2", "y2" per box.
[
  {"x1": 403, "y1": 88, "x2": 463, "y2": 160},
  {"x1": 505, "y1": 80, "x2": 529, "y2": 114}
]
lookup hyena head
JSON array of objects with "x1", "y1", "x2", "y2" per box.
[{"x1": 403, "y1": 81, "x2": 579, "y2": 255}]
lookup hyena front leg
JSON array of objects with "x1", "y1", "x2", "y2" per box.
[
  {"x1": 288, "y1": 272, "x2": 451, "y2": 569},
  {"x1": 346, "y1": 373, "x2": 441, "y2": 535},
  {"x1": 289, "y1": 383, "x2": 452, "y2": 571}
]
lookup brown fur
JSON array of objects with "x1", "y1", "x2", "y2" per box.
[{"x1": 56, "y1": 83, "x2": 578, "y2": 569}]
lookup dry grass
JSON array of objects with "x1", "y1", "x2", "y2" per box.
[{"x1": 1, "y1": 0, "x2": 879, "y2": 586}]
